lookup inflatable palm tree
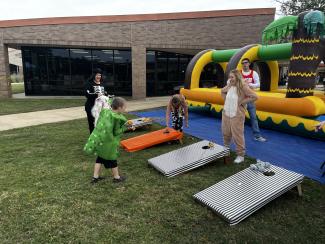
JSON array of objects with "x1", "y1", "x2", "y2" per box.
[{"x1": 262, "y1": 10, "x2": 325, "y2": 98}]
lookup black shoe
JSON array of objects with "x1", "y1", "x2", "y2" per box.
[
  {"x1": 91, "y1": 176, "x2": 105, "y2": 184},
  {"x1": 113, "y1": 176, "x2": 126, "y2": 183}
]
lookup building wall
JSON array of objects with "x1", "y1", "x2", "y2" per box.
[
  {"x1": 0, "y1": 11, "x2": 274, "y2": 98},
  {"x1": 0, "y1": 44, "x2": 11, "y2": 98}
]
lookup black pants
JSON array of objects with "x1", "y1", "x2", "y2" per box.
[
  {"x1": 96, "y1": 157, "x2": 117, "y2": 168},
  {"x1": 86, "y1": 109, "x2": 95, "y2": 134}
]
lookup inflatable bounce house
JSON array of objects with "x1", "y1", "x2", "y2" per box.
[{"x1": 181, "y1": 10, "x2": 325, "y2": 140}]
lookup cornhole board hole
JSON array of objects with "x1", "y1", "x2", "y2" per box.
[
  {"x1": 148, "y1": 140, "x2": 230, "y2": 177},
  {"x1": 126, "y1": 117, "x2": 152, "y2": 131},
  {"x1": 193, "y1": 165, "x2": 304, "y2": 225},
  {"x1": 121, "y1": 128, "x2": 183, "y2": 152}
]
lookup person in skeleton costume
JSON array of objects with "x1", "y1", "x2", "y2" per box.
[{"x1": 84, "y1": 68, "x2": 105, "y2": 133}]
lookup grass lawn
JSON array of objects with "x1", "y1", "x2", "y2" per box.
[
  {"x1": 0, "y1": 99, "x2": 85, "y2": 115},
  {"x1": 0, "y1": 117, "x2": 324, "y2": 243},
  {"x1": 11, "y1": 83, "x2": 25, "y2": 94}
]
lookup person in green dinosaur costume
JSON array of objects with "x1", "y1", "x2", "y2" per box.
[{"x1": 84, "y1": 97, "x2": 133, "y2": 183}]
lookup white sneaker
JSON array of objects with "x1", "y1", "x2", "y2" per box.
[
  {"x1": 234, "y1": 156, "x2": 245, "y2": 164},
  {"x1": 254, "y1": 136, "x2": 267, "y2": 142}
]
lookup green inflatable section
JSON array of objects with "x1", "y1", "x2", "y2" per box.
[
  {"x1": 211, "y1": 49, "x2": 238, "y2": 63},
  {"x1": 258, "y1": 43, "x2": 292, "y2": 61},
  {"x1": 210, "y1": 43, "x2": 292, "y2": 63}
]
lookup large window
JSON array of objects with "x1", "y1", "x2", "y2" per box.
[
  {"x1": 22, "y1": 47, "x2": 132, "y2": 96},
  {"x1": 47, "y1": 48, "x2": 70, "y2": 95},
  {"x1": 146, "y1": 50, "x2": 226, "y2": 96},
  {"x1": 70, "y1": 49, "x2": 92, "y2": 95},
  {"x1": 168, "y1": 53, "x2": 179, "y2": 84},
  {"x1": 146, "y1": 50, "x2": 193, "y2": 97},
  {"x1": 114, "y1": 50, "x2": 132, "y2": 96},
  {"x1": 146, "y1": 51, "x2": 156, "y2": 96},
  {"x1": 22, "y1": 48, "x2": 48, "y2": 95},
  {"x1": 156, "y1": 52, "x2": 168, "y2": 82},
  {"x1": 179, "y1": 54, "x2": 190, "y2": 82}
]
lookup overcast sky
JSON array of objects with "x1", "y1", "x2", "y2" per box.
[{"x1": 1, "y1": 0, "x2": 280, "y2": 20}]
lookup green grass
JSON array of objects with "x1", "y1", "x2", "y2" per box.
[
  {"x1": 11, "y1": 83, "x2": 25, "y2": 94},
  {"x1": 0, "y1": 118, "x2": 324, "y2": 243},
  {"x1": 0, "y1": 99, "x2": 85, "y2": 115}
]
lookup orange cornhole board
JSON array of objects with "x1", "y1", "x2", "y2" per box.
[{"x1": 121, "y1": 128, "x2": 183, "y2": 152}]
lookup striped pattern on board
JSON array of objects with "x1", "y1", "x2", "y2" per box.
[
  {"x1": 193, "y1": 165, "x2": 304, "y2": 225},
  {"x1": 148, "y1": 140, "x2": 230, "y2": 177}
]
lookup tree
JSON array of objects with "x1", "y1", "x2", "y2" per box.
[{"x1": 275, "y1": 0, "x2": 325, "y2": 15}]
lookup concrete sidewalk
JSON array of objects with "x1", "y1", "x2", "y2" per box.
[{"x1": 0, "y1": 97, "x2": 169, "y2": 131}]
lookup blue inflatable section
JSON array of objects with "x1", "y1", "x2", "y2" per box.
[
  {"x1": 315, "y1": 115, "x2": 325, "y2": 121},
  {"x1": 133, "y1": 108, "x2": 325, "y2": 184}
]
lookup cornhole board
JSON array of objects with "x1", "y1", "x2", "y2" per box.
[
  {"x1": 148, "y1": 140, "x2": 230, "y2": 177},
  {"x1": 126, "y1": 117, "x2": 152, "y2": 131},
  {"x1": 193, "y1": 165, "x2": 304, "y2": 225},
  {"x1": 120, "y1": 128, "x2": 183, "y2": 152}
]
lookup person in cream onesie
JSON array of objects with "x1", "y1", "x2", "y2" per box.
[{"x1": 221, "y1": 69, "x2": 258, "y2": 164}]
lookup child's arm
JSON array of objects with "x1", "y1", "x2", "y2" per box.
[
  {"x1": 221, "y1": 83, "x2": 230, "y2": 100},
  {"x1": 181, "y1": 95, "x2": 189, "y2": 127},
  {"x1": 113, "y1": 115, "x2": 128, "y2": 136},
  {"x1": 85, "y1": 82, "x2": 98, "y2": 99},
  {"x1": 241, "y1": 83, "x2": 258, "y2": 105},
  {"x1": 184, "y1": 105, "x2": 189, "y2": 127},
  {"x1": 166, "y1": 99, "x2": 172, "y2": 127}
]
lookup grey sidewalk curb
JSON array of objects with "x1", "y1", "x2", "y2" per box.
[{"x1": 0, "y1": 97, "x2": 169, "y2": 131}]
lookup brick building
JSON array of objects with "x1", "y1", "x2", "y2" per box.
[{"x1": 0, "y1": 8, "x2": 275, "y2": 98}]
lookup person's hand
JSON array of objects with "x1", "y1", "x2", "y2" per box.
[
  {"x1": 143, "y1": 118, "x2": 152, "y2": 123},
  {"x1": 125, "y1": 120, "x2": 133, "y2": 129},
  {"x1": 315, "y1": 121, "x2": 325, "y2": 131},
  {"x1": 244, "y1": 78, "x2": 250, "y2": 84},
  {"x1": 130, "y1": 125, "x2": 136, "y2": 131}
]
